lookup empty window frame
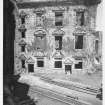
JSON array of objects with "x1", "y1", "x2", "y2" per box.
[
  {"x1": 95, "y1": 40, "x2": 99, "y2": 53},
  {"x1": 36, "y1": 13, "x2": 43, "y2": 26},
  {"x1": 37, "y1": 60, "x2": 44, "y2": 67},
  {"x1": 55, "y1": 36, "x2": 62, "y2": 50},
  {"x1": 21, "y1": 17, "x2": 25, "y2": 24},
  {"x1": 21, "y1": 45, "x2": 25, "y2": 52},
  {"x1": 55, "y1": 12, "x2": 63, "y2": 26},
  {"x1": 55, "y1": 21, "x2": 63, "y2": 26},
  {"x1": 55, "y1": 61, "x2": 62, "y2": 68},
  {"x1": 21, "y1": 31, "x2": 25, "y2": 38},
  {"x1": 76, "y1": 11, "x2": 85, "y2": 26},
  {"x1": 75, "y1": 35, "x2": 83, "y2": 49},
  {"x1": 75, "y1": 61, "x2": 83, "y2": 69},
  {"x1": 21, "y1": 60, "x2": 25, "y2": 68}
]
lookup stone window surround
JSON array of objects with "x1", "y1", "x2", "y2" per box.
[
  {"x1": 73, "y1": 32, "x2": 86, "y2": 50},
  {"x1": 74, "y1": 58, "x2": 83, "y2": 69},
  {"x1": 37, "y1": 57, "x2": 44, "y2": 67},
  {"x1": 19, "y1": 11, "x2": 27, "y2": 24},
  {"x1": 54, "y1": 58, "x2": 62, "y2": 68},
  {"x1": 74, "y1": 8, "x2": 87, "y2": 26},
  {"x1": 54, "y1": 11, "x2": 64, "y2": 27}
]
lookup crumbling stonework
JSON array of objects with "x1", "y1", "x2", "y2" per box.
[{"x1": 13, "y1": 0, "x2": 102, "y2": 75}]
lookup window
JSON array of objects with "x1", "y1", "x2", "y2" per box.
[
  {"x1": 55, "y1": 12, "x2": 63, "y2": 17},
  {"x1": 21, "y1": 45, "x2": 25, "y2": 52},
  {"x1": 75, "y1": 62, "x2": 82, "y2": 69},
  {"x1": 21, "y1": 60, "x2": 25, "y2": 68},
  {"x1": 75, "y1": 35, "x2": 83, "y2": 49},
  {"x1": 55, "y1": 21, "x2": 62, "y2": 26},
  {"x1": 55, "y1": 12, "x2": 63, "y2": 26},
  {"x1": 55, "y1": 61, "x2": 62, "y2": 68},
  {"x1": 55, "y1": 36, "x2": 62, "y2": 50},
  {"x1": 22, "y1": 31, "x2": 25, "y2": 38},
  {"x1": 95, "y1": 40, "x2": 99, "y2": 53},
  {"x1": 37, "y1": 58, "x2": 44, "y2": 67},
  {"x1": 37, "y1": 61, "x2": 44, "y2": 67},
  {"x1": 36, "y1": 13, "x2": 43, "y2": 26},
  {"x1": 35, "y1": 30, "x2": 46, "y2": 51},
  {"x1": 76, "y1": 11, "x2": 85, "y2": 26},
  {"x1": 21, "y1": 17, "x2": 25, "y2": 24}
]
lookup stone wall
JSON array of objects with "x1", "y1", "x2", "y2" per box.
[{"x1": 14, "y1": 3, "x2": 102, "y2": 75}]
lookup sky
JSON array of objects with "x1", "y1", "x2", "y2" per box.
[{"x1": 96, "y1": 2, "x2": 103, "y2": 31}]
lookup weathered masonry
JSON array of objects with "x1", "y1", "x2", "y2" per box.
[{"x1": 13, "y1": 0, "x2": 102, "y2": 75}]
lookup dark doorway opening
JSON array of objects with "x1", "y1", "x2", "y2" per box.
[
  {"x1": 65, "y1": 65, "x2": 72, "y2": 74},
  {"x1": 37, "y1": 61, "x2": 44, "y2": 67},
  {"x1": 28, "y1": 64, "x2": 34, "y2": 72}
]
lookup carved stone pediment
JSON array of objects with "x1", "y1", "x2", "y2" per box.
[
  {"x1": 19, "y1": 40, "x2": 27, "y2": 46},
  {"x1": 52, "y1": 29, "x2": 65, "y2": 36},
  {"x1": 53, "y1": 51, "x2": 64, "y2": 59},
  {"x1": 18, "y1": 25, "x2": 26, "y2": 32},
  {"x1": 34, "y1": 30, "x2": 46, "y2": 37},
  {"x1": 26, "y1": 57, "x2": 35, "y2": 63},
  {"x1": 19, "y1": 11, "x2": 27, "y2": 18},
  {"x1": 73, "y1": 27, "x2": 86, "y2": 35},
  {"x1": 64, "y1": 58, "x2": 73, "y2": 64},
  {"x1": 33, "y1": 8, "x2": 46, "y2": 15},
  {"x1": 19, "y1": 54, "x2": 27, "y2": 60},
  {"x1": 34, "y1": 51, "x2": 46, "y2": 57}
]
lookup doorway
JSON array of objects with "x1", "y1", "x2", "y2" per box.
[
  {"x1": 65, "y1": 65, "x2": 72, "y2": 74},
  {"x1": 28, "y1": 64, "x2": 34, "y2": 72}
]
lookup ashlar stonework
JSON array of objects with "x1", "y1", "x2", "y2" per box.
[{"x1": 12, "y1": 0, "x2": 102, "y2": 75}]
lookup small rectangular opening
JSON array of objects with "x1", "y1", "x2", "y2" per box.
[
  {"x1": 37, "y1": 60, "x2": 44, "y2": 67},
  {"x1": 55, "y1": 61, "x2": 62, "y2": 68},
  {"x1": 21, "y1": 18, "x2": 25, "y2": 24},
  {"x1": 22, "y1": 31, "x2": 25, "y2": 38},
  {"x1": 75, "y1": 62, "x2": 83, "y2": 69},
  {"x1": 55, "y1": 21, "x2": 62, "y2": 26},
  {"x1": 55, "y1": 36, "x2": 62, "y2": 50},
  {"x1": 95, "y1": 40, "x2": 99, "y2": 53},
  {"x1": 21, "y1": 60, "x2": 25, "y2": 68},
  {"x1": 55, "y1": 12, "x2": 63, "y2": 17},
  {"x1": 21, "y1": 46, "x2": 25, "y2": 52},
  {"x1": 28, "y1": 64, "x2": 34, "y2": 72}
]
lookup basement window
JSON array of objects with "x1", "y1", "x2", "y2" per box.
[
  {"x1": 75, "y1": 61, "x2": 83, "y2": 69},
  {"x1": 55, "y1": 61, "x2": 62, "y2": 68},
  {"x1": 75, "y1": 35, "x2": 83, "y2": 49},
  {"x1": 55, "y1": 36, "x2": 62, "y2": 50}
]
